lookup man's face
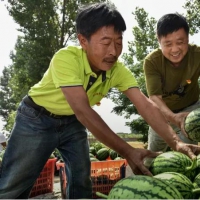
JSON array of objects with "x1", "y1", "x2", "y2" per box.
[
  {"x1": 158, "y1": 28, "x2": 189, "y2": 67},
  {"x1": 78, "y1": 26, "x2": 123, "y2": 74}
]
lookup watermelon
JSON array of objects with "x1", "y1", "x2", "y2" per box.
[
  {"x1": 90, "y1": 157, "x2": 99, "y2": 162},
  {"x1": 109, "y1": 150, "x2": 118, "y2": 160},
  {"x1": 92, "y1": 142, "x2": 104, "y2": 152},
  {"x1": 89, "y1": 146, "x2": 96, "y2": 156},
  {"x1": 89, "y1": 153, "x2": 95, "y2": 158},
  {"x1": 154, "y1": 172, "x2": 200, "y2": 199},
  {"x1": 197, "y1": 154, "x2": 200, "y2": 168},
  {"x1": 114, "y1": 157, "x2": 123, "y2": 160},
  {"x1": 149, "y1": 151, "x2": 197, "y2": 181},
  {"x1": 184, "y1": 108, "x2": 200, "y2": 142},
  {"x1": 96, "y1": 148, "x2": 109, "y2": 161},
  {"x1": 96, "y1": 175, "x2": 183, "y2": 199},
  {"x1": 193, "y1": 173, "x2": 200, "y2": 189}
]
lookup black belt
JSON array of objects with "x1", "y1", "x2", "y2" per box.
[{"x1": 23, "y1": 95, "x2": 68, "y2": 118}]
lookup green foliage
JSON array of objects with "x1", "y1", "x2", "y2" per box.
[
  {"x1": 0, "y1": 67, "x2": 17, "y2": 122},
  {"x1": 126, "y1": 117, "x2": 149, "y2": 142},
  {"x1": 6, "y1": 110, "x2": 17, "y2": 133},
  {"x1": 184, "y1": 0, "x2": 200, "y2": 35},
  {"x1": 0, "y1": 0, "x2": 105, "y2": 132}
]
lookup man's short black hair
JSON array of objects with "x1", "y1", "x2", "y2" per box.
[
  {"x1": 75, "y1": 2, "x2": 126, "y2": 40},
  {"x1": 157, "y1": 13, "x2": 189, "y2": 38}
]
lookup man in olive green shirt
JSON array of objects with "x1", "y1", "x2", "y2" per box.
[{"x1": 144, "y1": 13, "x2": 200, "y2": 157}]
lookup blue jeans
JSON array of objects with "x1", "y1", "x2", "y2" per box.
[{"x1": 0, "y1": 101, "x2": 92, "y2": 199}]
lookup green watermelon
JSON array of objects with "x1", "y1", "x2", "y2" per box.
[
  {"x1": 114, "y1": 157, "x2": 123, "y2": 160},
  {"x1": 90, "y1": 157, "x2": 99, "y2": 162},
  {"x1": 197, "y1": 154, "x2": 200, "y2": 168},
  {"x1": 109, "y1": 149, "x2": 118, "y2": 160},
  {"x1": 193, "y1": 173, "x2": 200, "y2": 189},
  {"x1": 89, "y1": 153, "x2": 95, "y2": 158},
  {"x1": 96, "y1": 148, "x2": 109, "y2": 161},
  {"x1": 96, "y1": 175, "x2": 183, "y2": 199},
  {"x1": 92, "y1": 142, "x2": 104, "y2": 152},
  {"x1": 154, "y1": 172, "x2": 200, "y2": 199},
  {"x1": 149, "y1": 151, "x2": 197, "y2": 181},
  {"x1": 184, "y1": 108, "x2": 200, "y2": 142},
  {"x1": 89, "y1": 146, "x2": 96, "y2": 156}
]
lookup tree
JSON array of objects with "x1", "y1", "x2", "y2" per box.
[
  {"x1": 0, "y1": 66, "x2": 16, "y2": 121},
  {"x1": 0, "y1": 0, "x2": 106, "y2": 132},
  {"x1": 184, "y1": 0, "x2": 200, "y2": 35}
]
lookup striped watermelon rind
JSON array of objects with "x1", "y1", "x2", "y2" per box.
[
  {"x1": 197, "y1": 154, "x2": 200, "y2": 168},
  {"x1": 149, "y1": 151, "x2": 197, "y2": 181},
  {"x1": 106, "y1": 175, "x2": 183, "y2": 199},
  {"x1": 184, "y1": 108, "x2": 200, "y2": 142},
  {"x1": 109, "y1": 149, "x2": 118, "y2": 160},
  {"x1": 154, "y1": 172, "x2": 196, "y2": 199},
  {"x1": 96, "y1": 148, "x2": 109, "y2": 161},
  {"x1": 193, "y1": 173, "x2": 200, "y2": 189}
]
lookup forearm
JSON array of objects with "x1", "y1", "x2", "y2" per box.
[
  {"x1": 150, "y1": 95, "x2": 176, "y2": 123},
  {"x1": 124, "y1": 89, "x2": 181, "y2": 150},
  {"x1": 76, "y1": 107, "x2": 134, "y2": 158},
  {"x1": 139, "y1": 98, "x2": 182, "y2": 149}
]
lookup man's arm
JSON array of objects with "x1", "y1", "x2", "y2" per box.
[
  {"x1": 61, "y1": 86, "x2": 159, "y2": 175},
  {"x1": 124, "y1": 87, "x2": 200, "y2": 159},
  {"x1": 150, "y1": 95, "x2": 189, "y2": 136},
  {"x1": 124, "y1": 88, "x2": 181, "y2": 149}
]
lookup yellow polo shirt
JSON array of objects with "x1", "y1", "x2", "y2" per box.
[{"x1": 28, "y1": 46, "x2": 138, "y2": 115}]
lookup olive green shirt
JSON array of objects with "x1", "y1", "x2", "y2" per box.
[
  {"x1": 28, "y1": 46, "x2": 138, "y2": 115},
  {"x1": 144, "y1": 44, "x2": 200, "y2": 112}
]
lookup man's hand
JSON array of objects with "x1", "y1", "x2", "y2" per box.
[
  {"x1": 174, "y1": 141, "x2": 200, "y2": 160},
  {"x1": 126, "y1": 148, "x2": 161, "y2": 176},
  {"x1": 171, "y1": 112, "x2": 190, "y2": 137}
]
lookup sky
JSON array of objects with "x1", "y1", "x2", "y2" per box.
[{"x1": 1, "y1": 0, "x2": 200, "y2": 133}]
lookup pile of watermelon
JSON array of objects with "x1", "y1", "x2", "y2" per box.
[
  {"x1": 96, "y1": 151, "x2": 200, "y2": 199},
  {"x1": 89, "y1": 142, "x2": 123, "y2": 162}
]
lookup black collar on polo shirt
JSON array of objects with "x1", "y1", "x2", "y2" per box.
[{"x1": 86, "y1": 71, "x2": 106, "y2": 92}]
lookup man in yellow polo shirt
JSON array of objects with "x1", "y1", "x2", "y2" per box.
[{"x1": 1, "y1": 3, "x2": 200, "y2": 199}]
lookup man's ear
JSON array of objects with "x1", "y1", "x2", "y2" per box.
[
  {"x1": 157, "y1": 34, "x2": 161, "y2": 46},
  {"x1": 77, "y1": 34, "x2": 88, "y2": 50},
  {"x1": 156, "y1": 34, "x2": 160, "y2": 42}
]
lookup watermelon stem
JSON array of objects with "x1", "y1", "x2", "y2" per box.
[
  {"x1": 185, "y1": 157, "x2": 197, "y2": 171},
  {"x1": 96, "y1": 192, "x2": 108, "y2": 199}
]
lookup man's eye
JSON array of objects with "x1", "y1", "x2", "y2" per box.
[
  {"x1": 177, "y1": 41, "x2": 184, "y2": 45},
  {"x1": 165, "y1": 44, "x2": 172, "y2": 47},
  {"x1": 116, "y1": 42, "x2": 122, "y2": 46}
]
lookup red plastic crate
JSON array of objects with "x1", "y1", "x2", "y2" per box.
[
  {"x1": 56, "y1": 159, "x2": 127, "y2": 199},
  {"x1": 29, "y1": 158, "x2": 57, "y2": 198}
]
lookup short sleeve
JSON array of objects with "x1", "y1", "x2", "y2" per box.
[
  {"x1": 143, "y1": 58, "x2": 163, "y2": 96},
  {"x1": 111, "y1": 62, "x2": 138, "y2": 92},
  {"x1": 50, "y1": 48, "x2": 83, "y2": 88}
]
